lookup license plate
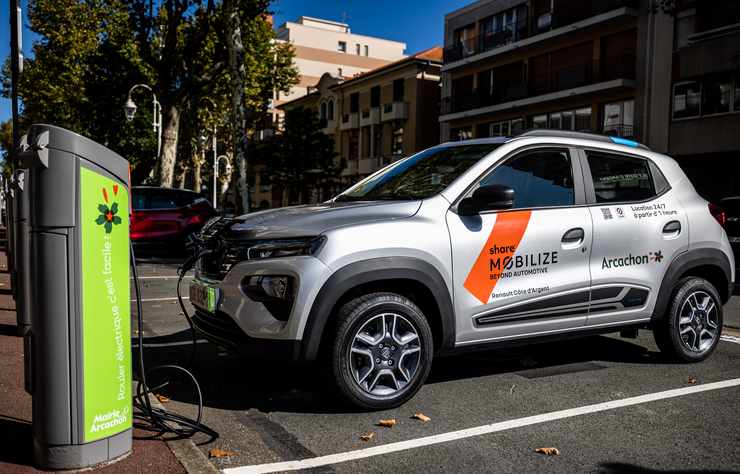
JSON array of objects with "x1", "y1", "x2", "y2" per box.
[{"x1": 190, "y1": 281, "x2": 220, "y2": 313}]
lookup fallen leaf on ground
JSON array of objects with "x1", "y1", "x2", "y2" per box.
[
  {"x1": 360, "y1": 432, "x2": 375, "y2": 442},
  {"x1": 412, "y1": 412, "x2": 431, "y2": 423},
  {"x1": 377, "y1": 419, "x2": 397, "y2": 428},
  {"x1": 154, "y1": 393, "x2": 169, "y2": 403},
  {"x1": 209, "y1": 448, "x2": 238, "y2": 458},
  {"x1": 688, "y1": 376, "x2": 697, "y2": 384},
  {"x1": 535, "y1": 447, "x2": 560, "y2": 456}
]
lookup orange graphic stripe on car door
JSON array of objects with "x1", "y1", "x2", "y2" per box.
[{"x1": 463, "y1": 210, "x2": 532, "y2": 304}]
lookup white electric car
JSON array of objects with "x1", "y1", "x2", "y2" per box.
[{"x1": 191, "y1": 130, "x2": 735, "y2": 409}]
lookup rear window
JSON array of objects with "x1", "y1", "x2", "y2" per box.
[
  {"x1": 586, "y1": 151, "x2": 656, "y2": 203},
  {"x1": 132, "y1": 189, "x2": 201, "y2": 210}
]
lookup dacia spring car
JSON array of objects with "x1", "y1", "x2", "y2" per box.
[{"x1": 190, "y1": 130, "x2": 735, "y2": 410}]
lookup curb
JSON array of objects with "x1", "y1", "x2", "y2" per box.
[{"x1": 148, "y1": 395, "x2": 220, "y2": 474}]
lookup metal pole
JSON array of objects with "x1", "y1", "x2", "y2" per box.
[
  {"x1": 212, "y1": 125, "x2": 217, "y2": 207},
  {"x1": 10, "y1": 0, "x2": 23, "y2": 165}
]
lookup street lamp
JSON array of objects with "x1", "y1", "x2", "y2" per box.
[
  {"x1": 214, "y1": 154, "x2": 230, "y2": 209},
  {"x1": 199, "y1": 98, "x2": 219, "y2": 207},
  {"x1": 124, "y1": 84, "x2": 162, "y2": 157}
]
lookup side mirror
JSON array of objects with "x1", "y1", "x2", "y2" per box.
[{"x1": 458, "y1": 184, "x2": 515, "y2": 216}]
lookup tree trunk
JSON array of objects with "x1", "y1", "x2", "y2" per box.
[
  {"x1": 177, "y1": 166, "x2": 189, "y2": 189},
  {"x1": 224, "y1": 0, "x2": 250, "y2": 214},
  {"x1": 193, "y1": 152, "x2": 203, "y2": 193},
  {"x1": 159, "y1": 104, "x2": 180, "y2": 188}
]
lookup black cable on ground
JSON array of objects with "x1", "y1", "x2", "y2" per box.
[{"x1": 130, "y1": 240, "x2": 219, "y2": 441}]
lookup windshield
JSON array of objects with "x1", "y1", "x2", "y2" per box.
[{"x1": 335, "y1": 144, "x2": 501, "y2": 201}]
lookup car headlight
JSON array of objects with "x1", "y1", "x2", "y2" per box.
[{"x1": 246, "y1": 236, "x2": 326, "y2": 260}]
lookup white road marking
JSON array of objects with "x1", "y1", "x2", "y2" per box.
[
  {"x1": 131, "y1": 275, "x2": 193, "y2": 280},
  {"x1": 224, "y1": 378, "x2": 740, "y2": 474},
  {"x1": 721, "y1": 335, "x2": 740, "y2": 345},
  {"x1": 131, "y1": 296, "x2": 188, "y2": 302}
]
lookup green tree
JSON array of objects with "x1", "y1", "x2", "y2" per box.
[{"x1": 264, "y1": 107, "x2": 340, "y2": 205}]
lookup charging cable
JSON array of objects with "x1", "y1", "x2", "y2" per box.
[{"x1": 130, "y1": 241, "x2": 219, "y2": 440}]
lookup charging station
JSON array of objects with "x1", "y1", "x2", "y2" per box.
[
  {"x1": 22, "y1": 124, "x2": 132, "y2": 469},
  {"x1": 11, "y1": 166, "x2": 31, "y2": 335}
]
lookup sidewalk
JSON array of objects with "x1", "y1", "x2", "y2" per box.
[{"x1": 0, "y1": 250, "x2": 185, "y2": 473}]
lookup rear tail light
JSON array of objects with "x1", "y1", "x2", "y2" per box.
[{"x1": 708, "y1": 202, "x2": 727, "y2": 228}]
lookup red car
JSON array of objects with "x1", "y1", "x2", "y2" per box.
[{"x1": 131, "y1": 187, "x2": 217, "y2": 257}]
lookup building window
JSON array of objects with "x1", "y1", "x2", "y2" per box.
[
  {"x1": 602, "y1": 100, "x2": 635, "y2": 137},
  {"x1": 373, "y1": 127, "x2": 382, "y2": 157},
  {"x1": 489, "y1": 118, "x2": 524, "y2": 137},
  {"x1": 370, "y1": 86, "x2": 381, "y2": 108},
  {"x1": 674, "y1": 8, "x2": 696, "y2": 49},
  {"x1": 673, "y1": 81, "x2": 702, "y2": 119},
  {"x1": 530, "y1": 107, "x2": 592, "y2": 131},
  {"x1": 356, "y1": 43, "x2": 361, "y2": 55},
  {"x1": 451, "y1": 126, "x2": 473, "y2": 141},
  {"x1": 327, "y1": 100, "x2": 334, "y2": 121},
  {"x1": 338, "y1": 41, "x2": 347, "y2": 53},
  {"x1": 350, "y1": 93, "x2": 359, "y2": 113},
  {"x1": 348, "y1": 131, "x2": 359, "y2": 160},
  {"x1": 320, "y1": 102, "x2": 327, "y2": 121},
  {"x1": 393, "y1": 78, "x2": 405, "y2": 102},
  {"x1": 703, "y1": 76, "x2": 733, "y2": 115},
  {"x1": 364, "y1": 45, "x2": 369, "y2": 56},
  {"x1": 362, "y1": 127, "x2": 371, "y2": 158},
  {"x1": 392, "y1": 126, "x2": 404, "y2": 154}
]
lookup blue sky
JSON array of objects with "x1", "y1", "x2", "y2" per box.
[{"x1": 0, "y1": 0, "x2": 468, "y2": 123}]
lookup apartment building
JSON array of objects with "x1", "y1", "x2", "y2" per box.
[
  {"x1": 440, "y1": 0, "x2": 740, "y2": 200},
  {"x1": 267, "y1": 16, "x2": 407, "y2": 130},
  {"x1": 278, "y1": 47, "x2": 443, "y2": 197},
  {"x1": 643, "y1": 1, "x2": 740, "y2": 200},
  {"x1": 440, "y1": 0, "x2": 639, "y2": 143}
]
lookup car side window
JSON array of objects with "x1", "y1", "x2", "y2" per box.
[
  {"x1": 479, "y1": 148, "x2": 575, "y2": 209},
  {"x1": 586, "y1": 151, "x2": 656, "y2": 203}
]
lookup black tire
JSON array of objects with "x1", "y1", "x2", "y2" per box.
[
  {"x1": 653, "y1": 277, "x2": 723, "y2": 362},
  {"x1": 330, "y1": 292, "x2": 434, "y2": 410}
]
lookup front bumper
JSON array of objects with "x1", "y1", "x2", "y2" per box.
[{"x1": 191, "y1": 255, "x2": 332, "y2": 355}]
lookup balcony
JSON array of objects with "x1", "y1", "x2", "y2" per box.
[
  {"x1": 339, "y1": 113, "x2": 359, "y2": 130},
  {"x1": 442, "y1": 56, "x2": 635, "y2": 116},
  {"x1": 443, "y1": 0, "x2": 637, "y2": 66},
  {"x1": 358, "y1": 157, "x2": 380, "y2": 175},
  {"x1": 341, "y1": 159, "x2": 358, "y2": 176},
  {"x1": 360, "y1": 107, "x2": 381, "y2": 127},
  {"x1": 381, "y1": 102, "x2": 409, "y2": 122},
  {"x1": 321, "y1": 118, "x2": 337, "y2": 133}
]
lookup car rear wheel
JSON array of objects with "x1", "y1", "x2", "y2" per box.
[
  {"x1": 653, "y1": 277, "x2": 723, "y2": 362},
  {"x1": 330, "y1": 292, "x2": 433, "y2": 410}
]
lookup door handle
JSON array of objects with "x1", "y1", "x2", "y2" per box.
[
  {"x1": 562, "y1": 227, "x2": 585, "y2": 246},
  {"x1": 662, "y1": 220, "x2": 681, "y2": 239}
]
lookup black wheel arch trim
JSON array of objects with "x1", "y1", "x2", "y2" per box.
[
  {"x1": 300, "y1": 257, "x2": 455, "y2": 361},
  {"x1": 652, "y1": 248, "x2": 733, "y2": 323}
]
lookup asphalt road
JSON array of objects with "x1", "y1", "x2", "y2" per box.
[{"x1": 131, "y1": 262, "x2": 740, "y2": 473}]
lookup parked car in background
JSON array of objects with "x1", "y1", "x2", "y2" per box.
[
  {"x1": 131, "y1": 186, "x2": 217, "y2": 258},
  {"x1": 719, "y1": 196, "x2": 740, "y2": 271}
]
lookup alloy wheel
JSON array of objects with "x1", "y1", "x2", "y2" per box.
[
  {"x1": 348, "y1": 313, "x2": 422, "y2": 397},
  {"x1": 678, "y1": 290, "x2": 719, "y2": 353}
]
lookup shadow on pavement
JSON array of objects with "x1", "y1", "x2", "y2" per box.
[
  {"x1": 0, "y1": 416, "x2": 33, "y2": 467},
  {"x1": 136, "y1": 331, "x2": 677, "y2": 415},
  {"x1": 597, "y1": 462, "x2": 736, "y2": 473}
]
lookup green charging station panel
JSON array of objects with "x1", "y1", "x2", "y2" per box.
[
  {"x1": 23, "y1": 124, "x2": 132, "y2": 470},
  {"x1": 80, "y1": 166, "x2": 132, "y2": 442}
]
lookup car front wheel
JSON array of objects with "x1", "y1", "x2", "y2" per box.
[{"x1": 331, "y1": 292, "x2": 433, "y2": 410}]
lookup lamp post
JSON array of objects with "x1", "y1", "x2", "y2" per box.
[
  {"x1": 214, "y1": 155, "x2": 229, "y2": 209},
  {"x1": 199, "y1": 98, "x2": 219, "y2": 207},
  {"x1": 124, "y1": 84, "x2": 162, "y2": 158}
]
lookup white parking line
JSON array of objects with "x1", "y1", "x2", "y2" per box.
[
  {"x1": 721, "y1": 335, "x2": 740, "y2": 344},
  {"x1": 224, "y1": 378, "x2": 740, "y2": 474},
  {"x1": 130, "y1": 297, "x2": 188, "y2": 302}
]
